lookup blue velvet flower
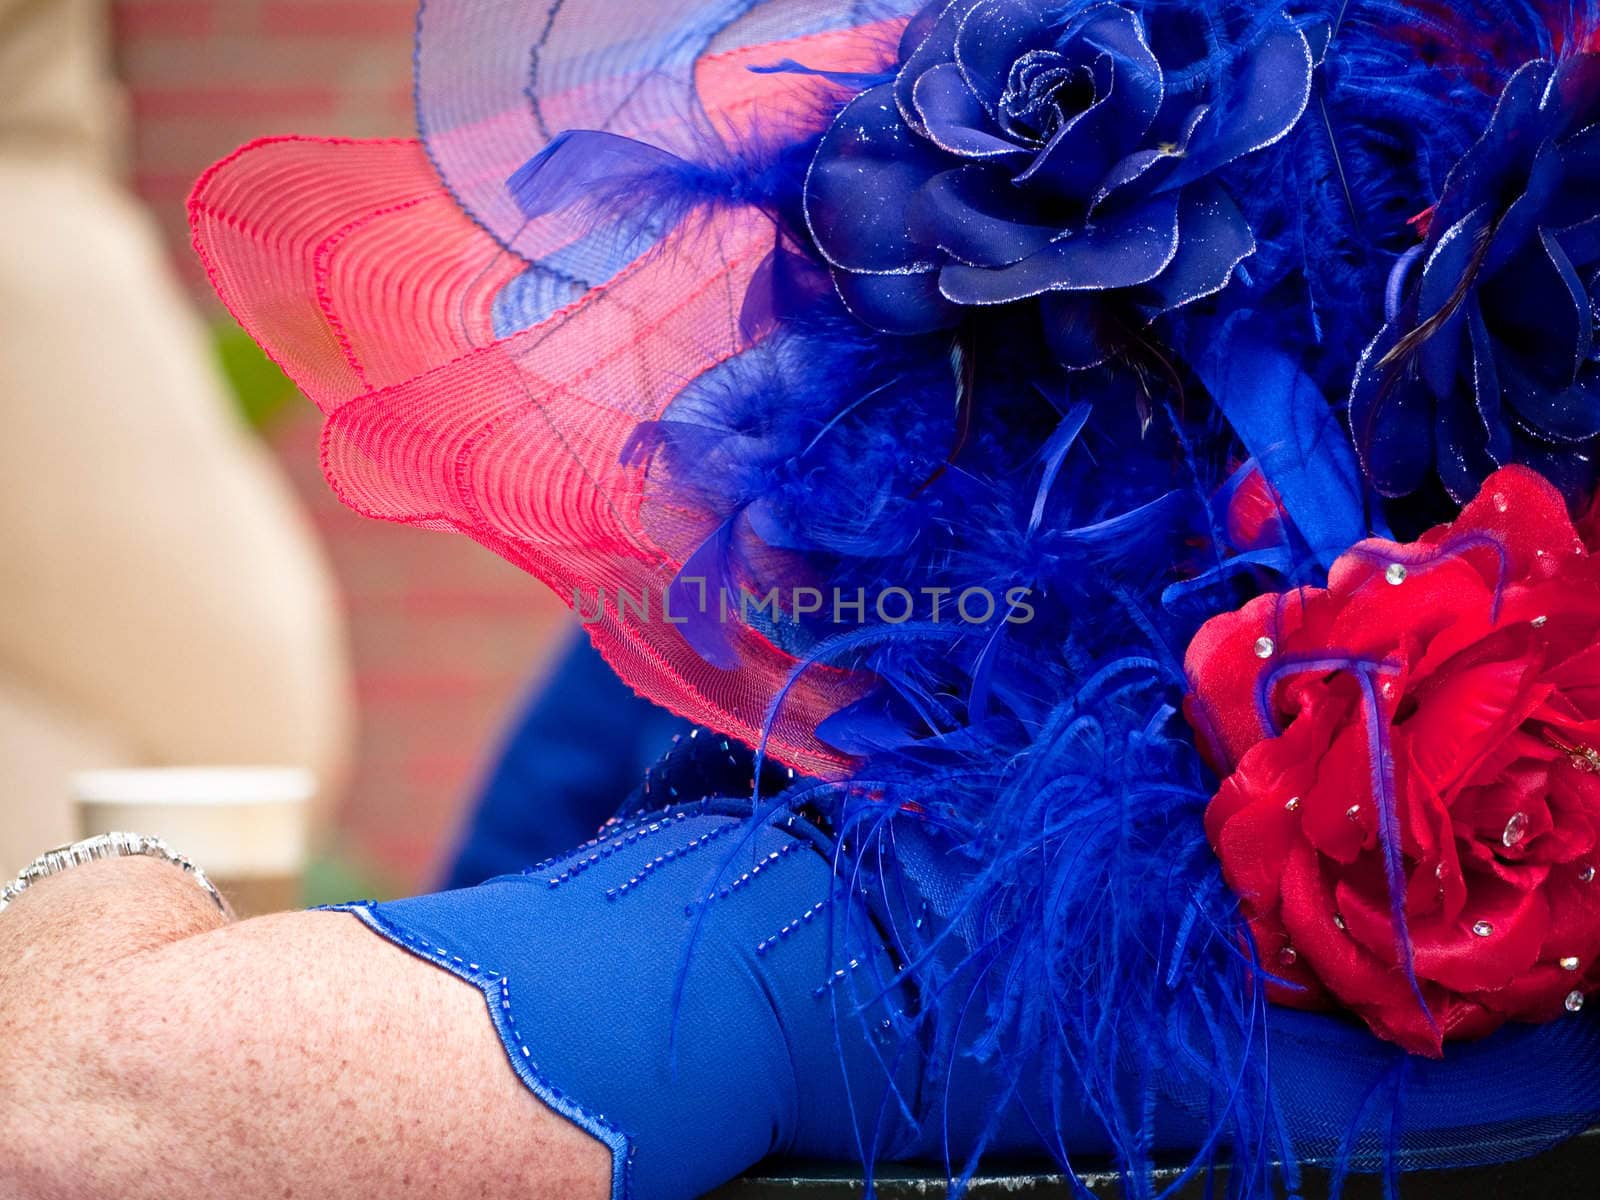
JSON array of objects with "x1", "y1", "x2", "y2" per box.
[
  {"x1": 802, "y1": 0, "x2": 1314, "y2": 366},
  {"x1": 1350, "y1": 53, "x2": 1600, "y2": 503}
]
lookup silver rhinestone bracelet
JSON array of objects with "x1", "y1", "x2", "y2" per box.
[{"x1": 0, "y1": 832, "x2": 228, "y2": 916}]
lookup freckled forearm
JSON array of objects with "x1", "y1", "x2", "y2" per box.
[
  {"x1": 0, "y1": 855, "x2": 232, "y2": 991},
  {"x1": 0, "y1": 871, "x2": 608, "y2": 1200},
  {"x1": 0, "y1": 855, "x2": 234, "y2": 1197}
]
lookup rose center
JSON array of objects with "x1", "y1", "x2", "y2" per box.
[{"x1": 1000, "y1": 49, "x2": 1096, "y2": 146}]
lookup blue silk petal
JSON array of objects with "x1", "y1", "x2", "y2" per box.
[
  {"x1": 807, "y1": 84, "x2": 948, "y2": 274},
  {"x1": 1512, "y1": 428, "x2": 1600, "y2": 501},
  {"x1": 1482, "y1": 139, "x2": 1565, "y2": 276},
  {"x1": 1428, "y1": 61, "x2": 1551, "y2": 237},
  {"x1": 1468, "y1": 301, "x2": 1514, "y2": 468},
  {"x1": 1089, "y1": 106, "x2": 1207, "y2": 214},
  {"x1": 1415, "y1": 318, "x2": 1464, "y2": 412},
  {"x1": 1077, "y1": 3, "x2": 1161, "y2": 99},
  {"x1": 1081, "y1": 145, "x2": 1171, "y2": 214},
  {"x1": 939, "y1": 194, "x2": 1180, "y2": 304},
  {"x1": 1350, "y1": 327, "x2": 1439, "y2": 498},
  {"x1": 952, "y1": 0, "x2": 1052, "y2": 109},
  {"x1": 1555, "y1": 213, "x2": 1600, "y2": 270},
  {"x1": 1500, "y1": 357, "x2": 1600, "y2": 444},
  {"x1": 1156, "y1": 15, "x2": 1312, "y2": 193},
  {"x1": 1483, "y1": 227, "x2": 1591, "y2": 393},
  {"x1": 1435, "y1": 362, "x2": 1501, "y2": 505},
  {"x1": 912, "y1": 63, "x2": 1023, "y2": 158},
  {"x1": 1556, "y1": 123, "x2": 1600, "y2": 206},
  {"x1": 1539, "y1": 227, "x2": 1594, "y2": 379},
  {"x1": 1414, "y1": 209, "x2": 1484, "y2": 326},
  {"x1": 834, "y1": 267, "x2": 963, "y2": 334},
  {"x1": 1474, "y1": 59, "x2": 1553, "y2": 158},
  {"x1": 1413, "y1": 207, "x2": 1490, "y2": 396},
  {"x1": 894, "y1": 1, "x2": 962, "y2": 131},
  {"x1": 1012, "y1": 92, "x2": 1123, "y2": 198},
  {"x1": 1550, "y1": 52, "x2": 1600, "y2": 139},
  {"x1": 909, "y1": 166, "x2": 1063, "y2": 266},
  {"x1": 1135, "y1": 181, "x2": 1255, "y2": 315}
]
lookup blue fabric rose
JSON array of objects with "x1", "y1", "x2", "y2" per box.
[
  {"x1": 1350, "y1": 53, "x2": 1600, "y2": 503},
  {"x1": 802, "y1": 0, "x2": 1314, "y2": 367}
]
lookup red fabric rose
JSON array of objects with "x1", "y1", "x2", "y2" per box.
[{"x1": 1185, "y1": 466, "x2": 1600, "y2": 1056}]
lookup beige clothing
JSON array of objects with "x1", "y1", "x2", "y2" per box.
[{"x1": 0, "y1": 0, "x2": 351, "y2": 868}]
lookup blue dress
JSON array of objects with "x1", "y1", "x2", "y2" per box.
[
  {"x1": 334, "y1": 670, "x2": 1600, "y2": 1200},
  {"x1": 340, "y1": 797, "x2": 1125, "y2": 1199}
]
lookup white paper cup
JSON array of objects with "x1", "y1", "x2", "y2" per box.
[{"x1": 73, "y1": 767, "x2": 316, "y2": 914}]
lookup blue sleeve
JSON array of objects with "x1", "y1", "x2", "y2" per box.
[
  {"x1": 444, "y1": 632, "x2": 687, "y2": 888},
  {"x1": 340, "y1": 802, "x2": 921, "y2": 1200}
]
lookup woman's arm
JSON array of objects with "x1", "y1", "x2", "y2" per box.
[{"x1": 0, "y1": 858, "x2": 608, "y2": 1200}]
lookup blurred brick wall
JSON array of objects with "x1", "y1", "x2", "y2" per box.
[
  {"x1": 114, "y1": 0, "x2": 418, "y2": 283},
  {"x1": 112, "y1": 0, "x2": 574, "y2": 890}
]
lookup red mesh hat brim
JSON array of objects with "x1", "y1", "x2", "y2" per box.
[{"x1": 188, "y1": 15, "x2": 911, "y2": 780}]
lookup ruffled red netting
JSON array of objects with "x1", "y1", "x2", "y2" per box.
[{"x1": 188, "y1": 14, "x2": 908, "y2": 779}]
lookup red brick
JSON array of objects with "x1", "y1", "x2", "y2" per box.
[
  {"x1": 356, "y1": 673, "x2": 495, "y2": 705},
  {"x1": 119, "y1": 38, "x2": 404, "y2": 89},
  {"x1": 383, "y1": 82, "x2": 416, "y2": 120},
  {"x1": 128, "y1": 169, "x2": 196, "y2": 205},
  {"x1": 258, "y1": 1, "x2": 418, "y2": 38},
  {"x1": 396, "y1": 589, "x2": 557, "y2": 618},
  {"x1": 112, "y1": 0, "x2": 217, "y2": 41},
  {"x1": 406, "y1": 752, "x2": 486, "y2": 787},
  {"x1": 129, "y1": 84, "x2": 340, "y2": 120}
]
